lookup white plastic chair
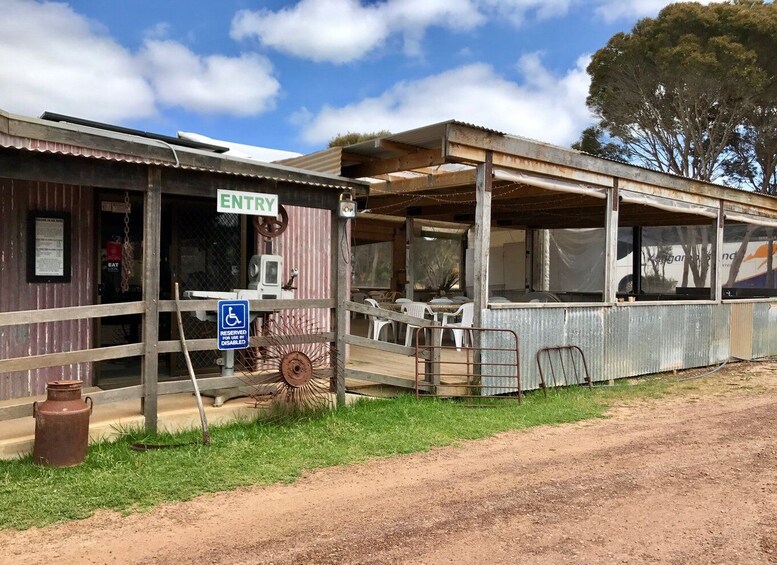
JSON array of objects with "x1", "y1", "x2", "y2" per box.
[
  {"x1": 401, "y1": 301, "x2": 434, "y2": 347},
  {"x1": 443, "y1": 302, "x2": 474, "y2": 351},
  {"x1": 364, "y1": 298, "x2": 395, "y2": 342}
]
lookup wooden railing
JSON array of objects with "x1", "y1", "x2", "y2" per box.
[
  {"x1": 343, "y1": 301, "x2": 441, "y2": 390},
  {"x1": 0, "y1": 299, "x2": 335, "y2": 422}
]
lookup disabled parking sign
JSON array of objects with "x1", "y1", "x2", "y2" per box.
[{"x1": 217, "y1": 299, "x2": 249, "y2": 350}]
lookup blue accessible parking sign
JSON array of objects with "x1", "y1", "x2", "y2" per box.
[{"x1": 217, "y1": 299, "x2": 249, "y2": 350}]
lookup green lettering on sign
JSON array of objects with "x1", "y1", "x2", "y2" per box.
[{"x1": 217, "y1": 189, "x2": 279, "y2": 217}]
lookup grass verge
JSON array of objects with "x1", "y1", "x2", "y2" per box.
[{"x1": 0, "y1": 378, "x2": 675, "y2": 530}]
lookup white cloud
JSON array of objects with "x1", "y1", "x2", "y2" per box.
[
  {"x1": 139, "y1": 40, "x2": 279, "y2": 116},
  {"x1": 478, "y1": 0, "x2": 572, "y2": 25},
  {"x1": 231, "y1": 0, "x2": 483, "y2": 64},
  {"x1": 0, "y1": 0, "x2": 280, "y2": 123},
  {"x1": 0, "y1": 0, "x2": 155, "y2": 121},
  {"x1": 298, "y1": 55, "x2": 595, "y2": 147},
  {"x1": 594, "y1": 0, "x2": 726, "y2": 23}
]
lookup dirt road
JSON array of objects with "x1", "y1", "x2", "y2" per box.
[{"x1": 3, "y1": 364, "x2": 777, "y2": 564}]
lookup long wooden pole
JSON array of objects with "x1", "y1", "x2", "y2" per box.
[
  {"x1": 174, "y1": 282, "x2": 211, "y2": 445},
  {"x1": 142, "y1": 167, "x2": 162, "y2": 432}
]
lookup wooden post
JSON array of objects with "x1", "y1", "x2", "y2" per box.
[
  {"x1": 392, "y1": 225, "x2": 406, "y2": 294},
  {"x1": 142, "y1": 166, "x2": 162, "y2": 433},
  {"x1": 331, "y1": 210, "x2": 349, "y2": 407},
  {"x1": 632, "y1": 226, "x2": 642, "y2": 295},
  {"x1": 603, "y1": 178, "x2": 620, "y2": 304},
  {"x1": 473, "y1": 152, "x2": 493, "y2": 329},
  {"x1": 405, "y1": 218, "x2": 415, "y2": 300},
  {"x1": 711, "y1": 203, "x2": 724, "y2": 301},
  {"x1": 524, "y1": 229, "x2": 534, "y2": 291},
  {"x1": 424, "y1": 325, "x2": 442, "y2": 393}
]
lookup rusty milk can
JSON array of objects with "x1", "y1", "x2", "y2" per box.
[{"x1": 32, "y1": 380, "x2": 93, "y2": 467}]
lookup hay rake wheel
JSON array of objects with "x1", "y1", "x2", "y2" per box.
[
  {"x1": 253, "y1": 205, "x2": 289, "y2": 239},
  {"x1": 238, "y1": 314, "x2": 333, "y2": 414}
]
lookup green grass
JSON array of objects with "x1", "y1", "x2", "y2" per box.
[{"x1": 0, "y1": 378, "x2": 675, "y2": 530}]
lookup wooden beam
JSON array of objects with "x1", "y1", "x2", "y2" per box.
[
  {"x1": 0, "y1": 301, "x2": 143, "y2": 328},
  {"x1": 604, "y1": 179, "x2": 620, "y2": 304},
  {"x1": 0, "y1": 149, "x2": 147, "y2": 191},
  {"x1": 142, "y1": 166, "x2": 162, "y2": 433},
  {"x1": 344, "y1": 334, "x2": 423, "y2": 358},
  {"x1": 368, "y1": 169, "x2": 477, "y2": 196},
  {"x1": 345, "y1": 368, "x2": 430, "y2": 390},
  {"x1": 158, "y1": 298, "x2": 334, "y2": 313},
  {"x1": 160, "y1": 169, "x2": 342, "y2": 210},
  {"x1": 445, "y1": 122, "x2": 777, "y2": 214},
  {"x1": 405, "y1": 218, "x2": 415, "y2": 299},
  {"x1": 0, "y1": 343, "x2": 143, "y2": 373},
  {"x1": 331, "y1": 211, "x2": 349, "y2": 407},
  {"x1": 473, "y1": 152, "x2": 493, "y2": 329},
  {"x1": 343, "y1": 148, "x2": 445, "y2": 178},
  {"x1": 156, "y1": 333, "x2": 334, "y2": 354},
  {"x1": 712, "y1": 203, "x2": 724, "y2": 302}
]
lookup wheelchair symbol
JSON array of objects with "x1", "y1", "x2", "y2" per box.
[{"x1": 224, "y1": 307, "x2": 242, "y2": 327}]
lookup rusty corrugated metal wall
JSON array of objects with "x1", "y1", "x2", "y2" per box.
[
  {"x1": 271, "y1": 206, "x2": 333, "y2": 332},
  {"x1": 0, "y1": 178, "x2": 95, "y2": 399}
]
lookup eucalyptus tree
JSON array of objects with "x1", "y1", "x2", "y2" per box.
[{"x1": 583, "y1": 1, "x2": 777, "y2": 287}]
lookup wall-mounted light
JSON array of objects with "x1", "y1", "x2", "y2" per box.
[{"x1": 338, "y1": 192, "x2": 357, "y2": 219}]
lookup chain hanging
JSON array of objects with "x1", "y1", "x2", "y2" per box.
[{"x1": 120, "y1": 191, "x2": 134, "y2": 293}]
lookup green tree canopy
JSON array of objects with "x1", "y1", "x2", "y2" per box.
[{"x1": 585, "y1": 1, "x2": 777, "y2": 193}]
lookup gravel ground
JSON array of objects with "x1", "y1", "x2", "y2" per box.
[{"x1": 2, "y1": 361, "x2": 777, "y2": 565}]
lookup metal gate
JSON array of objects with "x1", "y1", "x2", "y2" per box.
[{"x1": 414, "y1": 326, "x2": 521, "y2": 406}]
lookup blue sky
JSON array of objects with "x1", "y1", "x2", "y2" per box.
[{"x1": 0, "y1": 0, "x2": 723, "y2": 155}]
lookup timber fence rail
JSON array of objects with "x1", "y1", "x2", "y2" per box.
[
  {"x1": 344, "y1": 301, "x2": 438, "y2": 390},
  {"x1": 0, "y1": 299, "x2": 335, "y2": 423}
]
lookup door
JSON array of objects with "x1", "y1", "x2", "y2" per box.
[
  {"x1": 167, "y1": 198, "x2": 247, "y2": 376},
  {"x1": 95, "y1": 193, "x2": 144, "y2": 386}
]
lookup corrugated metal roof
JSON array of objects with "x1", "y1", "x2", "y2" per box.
[
  {"x1": 278, "y1": 147, "x2": 343, "y2": 175},
  {"x1": 341, "y1": 120, "x2": 505, "y2": 160},
  {"x1": 0, "y1": 109, "x2": 366, "y2": 191}
]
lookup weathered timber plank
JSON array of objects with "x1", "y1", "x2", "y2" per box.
[
  {"x1": 343, "y1": 148, "x2": 445, "y2": 178},
  {"x1": 0, "y1": 302, "x2": 144, "y2": 327},
  {"x1": 0, "y1": 385, "x2": 145, "y2": 422},
  {"x1": 158, "y1": 298, "x2": 335, "y2": 313},
  {"x1": 0, "y1": 344, "x2": 144, "y2": 373},
  {"x1": 156, "y1": 333, "x2": 335, "y2": 354},
  {"x1": 344, "y1": 334, "x2": 426, "y2": 358},
  {"x1": 142, "y1": 166, "x2": 162, "y2": 432},
  {"x1": 0, "y1": 149, "x2": 147, "y2": 191},
  {"x1": 346, "y1": 301, "x2": 436, "y2": 327},
  {"x1": 345, "y1": 368, "x2": 431, "y2": 390}
]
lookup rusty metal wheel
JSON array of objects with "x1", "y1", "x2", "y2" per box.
[
  {"x1": 279, "y1": 351, "x2": 313, "y2": 388},
  {"x1": 236, "y1": 315, "x2": 335, "y2": 414},
  {"x1": 253, "y1": 205, "x2": 289, "y2": 239}
]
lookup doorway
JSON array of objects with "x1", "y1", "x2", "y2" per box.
[{"x1": 95, "y1": 192, "x2": 145, "y2": 386}]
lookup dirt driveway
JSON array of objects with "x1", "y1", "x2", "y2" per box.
[{"x1": 2, "y1": 363, "x2": 777, "y2": 564}]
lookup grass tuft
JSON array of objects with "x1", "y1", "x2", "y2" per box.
[{"x1": 0, "y1": 378, "x2": 675, "y2": 530}]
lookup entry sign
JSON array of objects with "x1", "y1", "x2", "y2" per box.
[
  {"x1": 217, "y1": 299, "x2": 249, "y2": 350},
  {"x1": 217, "y1": 189, "x2": 278, "y2": 217}
]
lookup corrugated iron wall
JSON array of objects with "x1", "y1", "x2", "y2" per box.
[
  {"x1": 481, "y1": 303, "x2": 756, "y2": 393},
  {"x1": 271, "y1": 206, "x2": 333, "y2": 332},
  {"x1": 0, "y1": 178, "x2": 95, "y2": 399},
  {"x1": 752, "y1": 303, "x2": 777, "y2": 359}
]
